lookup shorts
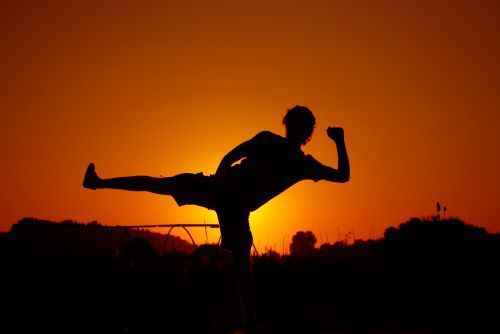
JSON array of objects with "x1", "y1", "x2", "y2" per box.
[
  {"x1": 171, "y1": 172, "x2": 252, "y2": 239},
  {"x1": 170, "y1": 172, "x2": 220, "y2": 210},
  {"x1": 170, "y1": 172, "x2": 255, "y2": 212}
]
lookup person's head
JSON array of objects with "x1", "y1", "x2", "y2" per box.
[{"x1": 282, "y1": 105, "x2": 316, "y2": 146}]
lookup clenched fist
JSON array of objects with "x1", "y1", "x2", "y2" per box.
[{"x1": 327, "y1": 127, "x2": 344, "y2": 142}]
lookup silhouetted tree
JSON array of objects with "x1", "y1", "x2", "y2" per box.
[
  {"x1": 290, "y1": 231, "x2": 317, "y2": 257},
  {"x1": 384, "y1": 226, "x2": 399, "y2": 240}
]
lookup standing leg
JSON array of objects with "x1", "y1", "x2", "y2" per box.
[{"x1": 216, "y1": 210, "x2": 257, "y2": 330}]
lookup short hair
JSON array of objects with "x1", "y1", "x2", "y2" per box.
[{"x1": 282, "y1": 105, "x2": 316, "y2": 145}]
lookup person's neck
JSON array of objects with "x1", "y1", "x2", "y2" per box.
[{"x1": 286, "y1": 136, "x2": 302, "y2": 150}]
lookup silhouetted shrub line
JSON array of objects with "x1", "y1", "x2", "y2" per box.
[{"x1": 1, "y1": 216, "x2": 499, "y2": 333}]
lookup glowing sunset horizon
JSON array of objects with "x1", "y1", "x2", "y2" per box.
[{"x1": 1, "y1": 1, "x2": 499, "y2": 251}]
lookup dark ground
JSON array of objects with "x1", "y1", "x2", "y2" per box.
[{"x1": 1, "y1": 217, "x2": 499, "y2": 333}]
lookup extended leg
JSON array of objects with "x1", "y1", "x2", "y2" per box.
[{"x1": 83, "y1": 163, "x2": 174, "y2": 195}]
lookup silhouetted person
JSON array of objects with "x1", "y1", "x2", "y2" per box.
[{"x1": 82, "y1": 105, "x2": 350, "y2": 333}]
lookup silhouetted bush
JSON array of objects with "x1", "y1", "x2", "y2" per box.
[
  {"x1": 290, "y1": 230, "x2": 317, "y2": 257},
  {"x1": 1, "y1": 216, "x2": 499, "y2": 333}
]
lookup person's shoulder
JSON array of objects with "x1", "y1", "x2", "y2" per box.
[
  {"x1": 253, "y1": 131, "x2": 284, "y2": 143},
  {"x1": 304, "y1": 153, "x2": 323, "y2": 166},
  {"x1": 255, "y1": 130, "x2": 281, "y2": 139}
]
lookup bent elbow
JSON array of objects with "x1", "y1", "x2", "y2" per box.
[
  {"x1": 322, "y1": 167, "x2": 350, "y2": 183},
  {"x1": 325, "y1": 173, "x2": 349, "y2": 183},
  {"x1": 339, "y1": 173, "x2": 350, "y2": 183}
]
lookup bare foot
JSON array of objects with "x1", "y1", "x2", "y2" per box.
[{"x1": 82, "y1": 163, "x2": 99, "y2": 190}]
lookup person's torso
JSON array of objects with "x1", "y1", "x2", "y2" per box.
[{"x1": 224, "y1": 131, "x2": 313, "y2": 210}]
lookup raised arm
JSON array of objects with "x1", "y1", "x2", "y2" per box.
[
  {"x1": 316, "y1": 127, "x2": 350, "y2": 183},
  {"x1": 216, "y1": 140, "x2": 251, "y2": 175}
]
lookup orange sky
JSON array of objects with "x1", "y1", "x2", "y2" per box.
[{"x1": 1, "y1": 0, "x2": 499, "y2": 252}]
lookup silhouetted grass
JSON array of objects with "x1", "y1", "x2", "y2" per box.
[{"x1": 1, "y1": 217, "x2": 499, "y2": 333}]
